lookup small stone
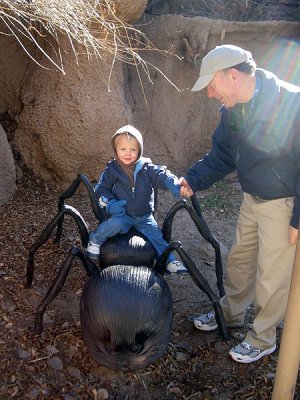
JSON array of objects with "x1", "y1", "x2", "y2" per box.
[
  {"x1": 1, "y1": 300, "x2": 16, "y2": 312},
  {"x1": 94, "y1": 388, "x2": 109, "y2": 400},
  {"x1": 47, "y1": 356, "x2": 63, "y2": 370},
  {"x1": 115, "y1": 385, "x2": 135, "y2": 399},
  {"x1": 16, "y1": 347, "x2": 31, "y2": 359},
  {"x1": 214, "y1": 341, "x2": 228, "y2": 354},
  {"x1": 169, "y1": 387, "x2": 181, "y2": 394},
  {"x1": 174, "y1": 351, "x2": 188, "y2": 361},
  {"x1": 68, "y1": 366, "x2": 82, "y2": 380},
  {"x1": 68, "y1": 345, "x2": 78, "y2": 357},
  {"x1": 43, "y1": 313, "x2": 53, "y2": 325},
  {"x1": 46, "y1": 345, "x2": 59, "y2": 355},
  {"x1": 62, "y1": 395, "x2": 76, "y2": 400},
  {"x1": 26, "y1": 388, "x2": 40, "y2": 399},
  {"x1": 176, "y1": 340, "x2": 193, "y2": 354},
  {"x1": 211, "y1": 387, "x2": 219, "y2": 395}
]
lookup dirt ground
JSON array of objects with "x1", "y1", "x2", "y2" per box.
[{"x1": 0, "y1": 171, "x2": 299, "y2": 400}]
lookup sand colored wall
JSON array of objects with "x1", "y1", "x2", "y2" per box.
[{"x1": 14, "y1": 52, "x2": 132, "y2": 186}]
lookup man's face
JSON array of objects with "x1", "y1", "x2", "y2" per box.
[{"x1": 206, "y1": 69, "x2": 240, "y2": 109}]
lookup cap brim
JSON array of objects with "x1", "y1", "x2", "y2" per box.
[{"x1": 191, "y1": 72, "x2": 216, "y2": 92}]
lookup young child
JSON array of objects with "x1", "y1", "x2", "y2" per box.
[{"x1": 86, "y1": 124, "x2": 187, "y2": 274}]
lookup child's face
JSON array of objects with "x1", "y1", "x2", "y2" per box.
[{"x1": 115, "y1": 134, "x2": 140, "y2": 165}]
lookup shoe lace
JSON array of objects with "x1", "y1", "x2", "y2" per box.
[
  {"x1": 206, "y1": 312, "x2": 215, "y2": 320},
  {"x1": 173, "y1": 261, "x2": 181, "y2": 266},
  {"x1": 242, "y1": 341, "x2": 254, "y2": 351}
]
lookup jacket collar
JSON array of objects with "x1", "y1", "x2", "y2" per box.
[
  {"x1": 220, "y1": 68, "x2": 281, "y2": 122},
  {"x1": 254, "y1": 68, "x2": 281, "y2": 121}
]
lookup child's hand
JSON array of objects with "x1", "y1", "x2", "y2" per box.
[{"x1": 107, "y1": 199, "x2": 127, "y2": 216}]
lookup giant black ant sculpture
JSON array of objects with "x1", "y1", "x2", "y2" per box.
[{"x1": 25, "y1": 174, "x2": 229, "y2": 369}]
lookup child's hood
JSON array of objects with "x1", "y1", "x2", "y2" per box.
[{"x1": 111, "y1": 125, "x2": 143, "y2": 158}]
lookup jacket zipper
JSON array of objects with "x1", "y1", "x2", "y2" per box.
[
  {"x1": 272, "y1": 167, "x2": 281, "y2": 180},
  {"x1": 272, "y1": 166, "x2": 293, "y2": 193},
  {"x1": 237, "y1": 144, "x2": 240, "y2": 163}
]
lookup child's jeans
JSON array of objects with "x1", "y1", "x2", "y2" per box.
[{"x1": 89, "y1": 213, "x2": 176, "y2": 264}]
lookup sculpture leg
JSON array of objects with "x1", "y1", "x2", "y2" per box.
[
  {"x1": 162, "y1": 198, "x2": 225, "y2": 297},
  {"x1": 26, "y1": 205, "x2": 89, "y2": 287},
  {"x1": 191, "y1": 195, "x2": 225, "y2": 297},
  {"x1": 154, "y1": 241, "x2": 229, "y2": 340},
  {"x1": 33, "y1": 252, "x2": 75, "y2": 335},
  {"x1": 26, "y1": 212, "x2": 65, "y2": 288},
  {"x1": 33, "y1": 248, "x2": 96, "y2": 335}
]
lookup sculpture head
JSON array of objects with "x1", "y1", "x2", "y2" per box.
[{"x1": 80, "y1": 265, "x2": 173, "y2": 369}]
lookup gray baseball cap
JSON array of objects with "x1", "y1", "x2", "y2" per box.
[{"x1": 191, "y1": 44, "x2": 253, "y2": 92}]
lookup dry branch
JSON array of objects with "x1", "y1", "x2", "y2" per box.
[{"x1": 0, "y1": 0, "x2": 180, "y2": 89}]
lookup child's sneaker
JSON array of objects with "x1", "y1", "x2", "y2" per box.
[
  {"x1": 229, "y1": 341, "x2": 276, "y2": 363},
  {"x1": 86, "y1": 241, "x2": 100, "y2": 260},
  {"x1": 166, "y1": 260, "x2": 188, "y2": 274}
]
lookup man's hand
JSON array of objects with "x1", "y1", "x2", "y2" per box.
[
  {"x1": 178, "y1": 177, "x2": 194, "y2": 197},
  {"x1": 288, "y1": 226, "x2": 298, "y2": 246}
]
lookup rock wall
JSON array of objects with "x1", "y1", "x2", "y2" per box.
[
  {"x1": 0, "y1": 36, "x2": 31, "y2": 115},
  {"x1": 114, "y1": 0, "x2": 148, "y2": 22},
  {"x1": 0, "y1": 33, "x2": 34, "y2": 204},
  {"x1": 0, "y1": 13, "x2": 299, "y2": 194},
  {"x1": 0, "y1": 125, "x2": 16, "y2": 204},
  {"x1": 14, "y1": 50, "x2": 132, "y2": 186}
]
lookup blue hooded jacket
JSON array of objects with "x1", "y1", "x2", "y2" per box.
[{"x1": 94, "y1": 125, "x2": 179, "y2": 217}]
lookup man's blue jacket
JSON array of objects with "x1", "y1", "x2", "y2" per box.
[{"x1": 185, "y1": 68, "x2": 300, "y2": 228}]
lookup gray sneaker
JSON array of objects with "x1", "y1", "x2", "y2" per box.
[
  {"x1": 229, "y1": 341, "x2": 276, "y2": 363},
  {"x1": 194, "y1": 311, "x2": 217, "y2": 331},
  {"x1": 193, "y1": 311, "x2": 245, "y2": 331}
]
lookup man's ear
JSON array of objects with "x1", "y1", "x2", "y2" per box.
[{"x1": 229, "y1": 68, "x2": 239, "y2": 84}]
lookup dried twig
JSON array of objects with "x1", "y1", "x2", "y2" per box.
[{"x1": 0, "y1": 0, "x2": 181, "y2": 89}]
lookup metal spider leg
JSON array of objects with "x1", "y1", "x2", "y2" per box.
[
  {"x1": 55, "y1": 173, "x2": 106, "y2": 244},
  {"x1": 161, "y1": 199, "x2": 186, "y2": 243},
  {"x1": 190, "y1": 195, "x2": 224, "y2": 297},
  {"x1": 162, "y1": 197, "x2": 225, "y2": 297},
  {"x1": 154, "y1": 241, "x2": 229, "y2": 340},
  {"x1": 26, "y1": 204, "x2": 89, "y2": 288},
  {"x1": 33, "y1": 247, "x2": 96, "y2": 335}
]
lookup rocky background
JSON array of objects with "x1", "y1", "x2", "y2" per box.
[{"x1": 0, "y1": 0, "x2": 299, "y2": 203}]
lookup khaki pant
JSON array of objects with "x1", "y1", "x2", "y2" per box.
[{"x1": 220, "y1": 193, "x2": 296, "y2": 349}]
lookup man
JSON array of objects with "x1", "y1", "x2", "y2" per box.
[{"x1": 180, "y1": 44, "x2": 300, "y2": 363}]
